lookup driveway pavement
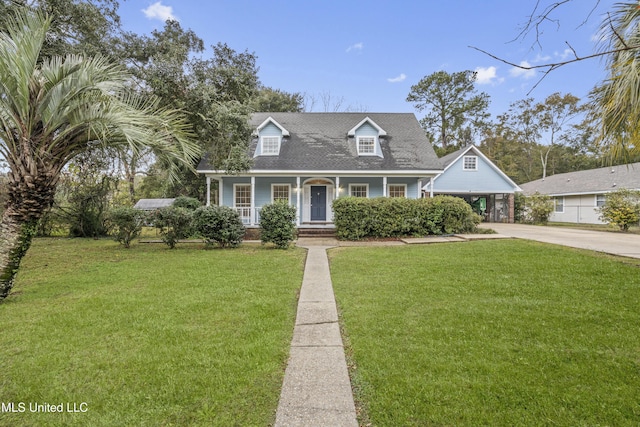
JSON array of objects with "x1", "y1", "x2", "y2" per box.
[{"x1": 480, "y1": 223, "x2": 640, "y2": 259}]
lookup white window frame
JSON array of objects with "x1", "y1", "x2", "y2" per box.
[
  {"x1": 595, "y1": 194, "x2": 606, "y2": 207},
  {"x1": 357, "y1": 136, "x2": 376, "y2": 155},
  {"x1": 349, "y1": 183, "x2": 369, "y2": 198},
  {"x1": 388, "y1": 184, "x2": 407, "y2": 198},
  {"x1": 260, "y1": 136, "x2": 281, "y2": 155},
  {"x1": 463, "y1": 155, "x2": 478, "y2": 171},
  {"x1": 271, "y1": 184, "x2": 291, "y2": 203},
  {"x1": 233, "y1": 184, "x2": 252, "y2": 208},
  {"x1": 554, "y1": 196, "x2": 564, "y2": 213}
]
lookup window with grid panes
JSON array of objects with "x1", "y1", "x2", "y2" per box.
[
  {"x1": 357, "y1": 136, "x2": 375, "y2": 154},
  {"x1": 463, "y1": 155, "x2": 477, "y2": 170},
  {"x1": 234, "y1": 184, "x2": 251, "y2": 207},
  {"x1": 388, "y1": 184, "x2": 406, "y2": 198},
  {"x1": 272, "y1": 184, "x2": 290, "y2": 202},
  {"x1": 350, "y1": 184, "x2": 368, "y2": 198},
  {"x1": 261, "y1": 136, "x2": 280, "y2": 155}
]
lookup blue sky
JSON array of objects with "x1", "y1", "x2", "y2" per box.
[{"x1": 117, "y1": 0, "x2": 617, "y2": 119}]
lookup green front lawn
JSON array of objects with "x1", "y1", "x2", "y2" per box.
[
  {"x1": 330, "y1": 241, "x2": 640, "y2": 426},
  {"x1": 0, "y1": 239, "x2": 305, "y2": 426}
]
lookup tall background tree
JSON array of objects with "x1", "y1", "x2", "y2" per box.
[
  {"x1": 0, "y1": 9, "x2": 200, "y2": 299},
  {"x1": 480, "y1": 93, "x2": 598, "y2": 184},
  {"x1": 472, "y1": 1, "x2": 640, "y2": 165},
  {"x1": 407, "y1": 70, "x2": 490, "y2": 155}
]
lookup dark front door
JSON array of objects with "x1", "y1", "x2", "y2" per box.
[{"x1": 310, "y1": 186, "x2": 326, "y2": 221}]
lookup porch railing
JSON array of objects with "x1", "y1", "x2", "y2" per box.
[{"x1": 234, "y1": 207, "x2": 261, "y2": 225}]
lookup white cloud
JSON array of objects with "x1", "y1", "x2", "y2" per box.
[
  {"x1": 509, "y1": 61, "x2": 536, "y2": 79},
  {"x1": 142, "y1": 1, "x2": 177, "y2": 22},
  {"x1": 346, "y1": 42, "x2": 363, "y2": 53},
  {"x1": 532, "y1": 53, "x2": 551, "y2": 63},
  {"x1": 555, "y1": 48, "x2": 573, "y2": 61},
  {"x1": 387, "y1": 73, "x2": 406, "y2": 83},
  {"x1": 474, "y1": 66, "x2": 503, "y2": 85}
]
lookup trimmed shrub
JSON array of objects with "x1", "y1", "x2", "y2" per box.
[
  {"x1": 173, "y1": 196, "x2": 202, "y2": 210},
  {"x1": 598, "y1": 188, "x2": 640, "y2": 231},
  {"x1": 151, "y1": 206, "x2": 193, "y2": 249},
  {"x1": 526, "y1": 192, "x2": 554, "y2": 225},
  {"x1": 436, "y1": 196, "x2": 482, "y2": 234},
  {"x1": 107, "y1": 206, "x2": 145, "y2": 248},
  {"x1": 192, "y1": 206, "x2": 245, "y2": 248},
  {"x1": 260, "y1": 201, "x2": 297, "y2": 249},
  {"x1": 332, "y1": 195, "x2": 480, "y2": 240}
]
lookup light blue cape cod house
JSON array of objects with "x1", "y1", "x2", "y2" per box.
[
  {"x1": 423, "y1": 145, "x2": 521, "y2": 222},
  {"x1": 197, "y1": 112, "x2": 444, "y2": 228}
]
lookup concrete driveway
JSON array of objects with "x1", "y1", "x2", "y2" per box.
[{"x1": 480, "y1": 223, "x2": 640, "y2": 259}]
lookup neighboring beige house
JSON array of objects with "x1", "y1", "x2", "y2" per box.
[{"x1": 519, "y1": 163, "x2": 640, "y2": 224}]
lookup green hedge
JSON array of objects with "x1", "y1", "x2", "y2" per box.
[{"x1": 332, "y1": 196, "x2": 481, "y2": 240}]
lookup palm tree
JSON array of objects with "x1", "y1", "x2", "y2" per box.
[
  {"x1": 0, "y1": 9, "x2": 201, "y2": 300},
  {"x1": 595, "y1": 1, "x2": 640, "y2": 162}
]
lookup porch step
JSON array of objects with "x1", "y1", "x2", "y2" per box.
[{"x1": 297, "y1": 228, "x2": 337, "y2": 238}]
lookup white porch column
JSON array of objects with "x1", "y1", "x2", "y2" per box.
[
  {"x1": 382, "y1": 176, "x2": 388, "y2": 197},
  {"x1": 206, "y1": 176, "x2": 211, "y2": 206},
  {"x1": 335, "y1": 176, "x2": 340, "y2": 199},
  {"x1": 250, "y1": 176, "x2": 256, "y2": 225},
  {"x1": 296, "y1": 176, "x2": 301, "y2": 226},
  {"x1": 219, "y1": 177, "x2": 224, "y2": 206},
  {"x1": 430, "y1": 177, "x2": 435, "y2": 198},
  {"x1": 416, "y1": 178, "x2": 421, "y2": 198}
]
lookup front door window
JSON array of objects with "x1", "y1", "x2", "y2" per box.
[{"x1": 310, "y1": 186, "x2": 326, "y2": 221}]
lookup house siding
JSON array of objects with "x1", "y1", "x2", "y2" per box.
[
  {"x1": 259, "y1": 122, "x2": 283, "y2": 138},
  {"x1": 550, "y1": 194, "x2": 604, "y2": 224},
  {"x1": 435, "y1": 155, "x2": 517, "y2": 193}
]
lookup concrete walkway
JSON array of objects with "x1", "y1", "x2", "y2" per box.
[
  {"x1": 274, "y1": 224, "x2": 640, "y2": 425},
  {"x1": 481, "y1": 223, "x2": 640, "y2": 259},
  {"x1": 274, "y1": 245, "x2": 358, "y2": 426}
]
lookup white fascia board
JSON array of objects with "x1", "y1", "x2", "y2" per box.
[
  {"x1": 201, "y1": 169, "x2": 443, "y2": 177},
  {"x1": 546, "y1": 190, "x2": 630, "y2": 197},
  {"x1": 254, "y1": 116, "x2": 290, "y2": 137},
  {"x1": 433, "y1": 189, "x2": 517, "y2": 194},
  {"x1": 347, "y1": 116, "x2": 387, "y2": 137}
]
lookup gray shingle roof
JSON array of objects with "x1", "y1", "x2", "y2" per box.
[
  {"x1": 519, "y1": 162, "x2": 640, "y2": 195},
  {"x1": 197, "y1": 112, "x2": 442, "y2": 173},
  {"x1": 439, "y1": 146, "x2": 467, "y2": 168},
  {"x1": 134, "y1": 198, "x2": 175, "y2": 210}
]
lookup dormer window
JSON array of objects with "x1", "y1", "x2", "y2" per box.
[
  {"x1": 253, "y1": 116, "x2": 289, "y2": 157},
  {"x1": 357, "y1": 136, "x2": 376, "y2": 155},
  {"x1": 349, "y1": 117, "x2": 386, "y2": 158},
  {"x1": 261, "y1": 136, "x2": 281, "y2": 155}
]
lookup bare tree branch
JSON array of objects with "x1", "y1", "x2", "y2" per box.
[
  {"x1": 469, "y1": 39, "x2": 640, "y2": 95},
  {"x1": 512, "y1": 0, "x2": 600, "y2": 49}
]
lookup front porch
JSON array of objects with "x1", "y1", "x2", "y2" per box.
[{"x1": 206, "y1": 174, "x2": 433, "y2": 227}]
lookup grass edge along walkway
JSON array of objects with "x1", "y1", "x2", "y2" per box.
[
  {"x1": 274, "y1": 244, "x2": 358, "y2": 426},
  {"x1": 330, "y1": 240, "x2": 640, "y2": 426},
  {"x1": 0, "y1": 238, "x2": 305, "y2": 427}
]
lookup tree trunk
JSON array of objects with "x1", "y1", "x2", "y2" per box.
[
  {"x1": 0, "y1": 211, "x2": 38, "y2": 299},
  {"x1": 0, "y1": 171, "x2": 58, "y2": 300}
]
